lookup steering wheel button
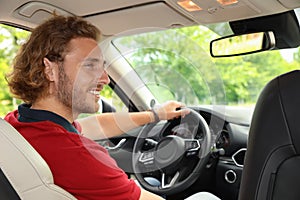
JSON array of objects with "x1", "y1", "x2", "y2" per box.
[
  {"x1": 187, "y1": 151, "x2": 197, "y2": 156},
  {"x1": 144, "y1": 160, "x2": 154, "y2": 165},
  {"x1": 139, "y1": 152, "x2": 154, "y2": 163},
  {"x1": 185, "y1": 142, "x2": 192, "y2": 149}
]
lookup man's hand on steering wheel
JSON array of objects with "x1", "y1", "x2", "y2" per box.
[{"x1": 151, "y1": 100, "x2": 191, "y2": 122}]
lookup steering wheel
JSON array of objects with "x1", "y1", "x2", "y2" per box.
[{"x1": 132, "y1": 109, "x2": 211, "y2": 195}]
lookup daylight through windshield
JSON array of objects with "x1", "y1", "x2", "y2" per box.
[{"x1": 113, "y1": 23, "x2": 300, "y2": 107}]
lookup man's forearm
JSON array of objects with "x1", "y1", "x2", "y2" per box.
[{"x1": 78, "y1": 111, "x2": 155, "y2": 140}]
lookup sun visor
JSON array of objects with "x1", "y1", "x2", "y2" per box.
[
  {"x1": 229, "y1": 10, "x2": 300, "y2": 49},
  {"x1": 85, "y1": 2, "x2": 195, "y2": 36}
]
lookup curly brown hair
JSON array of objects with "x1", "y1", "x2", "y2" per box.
[{"x1": 6, "y1": 15, "x2": 100, "y2": 104}]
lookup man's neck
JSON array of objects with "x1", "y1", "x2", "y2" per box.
[{"x1": 31, "y1": 97, "x2": 78, "y2": 123}]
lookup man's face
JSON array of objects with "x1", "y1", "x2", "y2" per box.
[{"x1": 57, "y1": 37, "x2": 110, "y2": 115}]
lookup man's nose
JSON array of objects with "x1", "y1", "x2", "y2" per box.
[{"x1": 99, "y1": 70, "x2": 110, "y2": 85}]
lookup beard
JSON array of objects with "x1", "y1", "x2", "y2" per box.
[{"x1": 57, "y1": 65, "x2": 99, "y2": 115}]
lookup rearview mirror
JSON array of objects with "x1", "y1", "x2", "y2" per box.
[{"x1": 210, "y1": 31, "x2": 276, "y2": 57}]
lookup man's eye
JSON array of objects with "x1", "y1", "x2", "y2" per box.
[{"x1": 83, "y1": 63, "x2": 96, "y2": 68}]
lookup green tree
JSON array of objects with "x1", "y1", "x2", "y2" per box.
[
  {"x1": 114, "y1": 25, "x2": 300, "y2": 106},
  {"x1": 115, "y1": 26, "x2": 226, "y2": 105},
  {"x1": 213, "y1": 56, "x2": 260, "y2": 104},
  {"x1": 294, "y1": 48, "x2": 300, "y2": 63},
  {"x1": 0, "y1": 24, "x2": 30, "y2": 116}
]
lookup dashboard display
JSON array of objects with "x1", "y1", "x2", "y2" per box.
[
  {"x1": 170, "y1": 123, "x2": 199, "y2": 139},
  {"x1": 167, "y1": 121, "x2": 219, "y2": 147},
  {"x1": 171, "y1": 123, "x2": 192, "y2": 139},
  {"x1": 161, "y1": 111, "x2": 225, "y2": 148}
]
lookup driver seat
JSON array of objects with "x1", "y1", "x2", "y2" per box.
[
  {"x1": 0, "y1": 117, "x2": 76, "y2": 200},
  {"x1": 239, "y1": 70, "x2": 300, "y2": 200}
]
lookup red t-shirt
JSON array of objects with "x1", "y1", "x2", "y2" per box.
[{"x1": 5, "y1": 110, "x2": 141, "y2": 200}]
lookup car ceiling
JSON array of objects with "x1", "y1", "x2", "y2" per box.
[{"x1": 1, "y1": 0, "x2": 300, "y2": 37}]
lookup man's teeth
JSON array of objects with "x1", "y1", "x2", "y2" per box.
[{"x1": 89, "y1": 90, "x2": 99, "y2": 95}]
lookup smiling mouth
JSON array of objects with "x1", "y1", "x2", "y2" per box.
[
  {"x1": 88, "y1": 81, "x2": 104, "y2": 97},
  {"x1": 88, "y1": 84, "x2": 103, "y2": 96},
  {"x1": 88, "y1": 89, "x2": 101, "y2": 102},
  {"x1": 88, "y1": 89, "x2": 100, "y2": 95}
]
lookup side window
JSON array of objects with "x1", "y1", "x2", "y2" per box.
[
  {"x1": 0, "y1": 24, "x2": 30, "y2": 117},
  {"x1": 100, "y1": 86, "x2": 128, "y2": 113}
]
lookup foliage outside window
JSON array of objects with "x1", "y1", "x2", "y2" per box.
[
  {"x1": 114, "y1": 24, "x2": 300, "y2": 106},
  {"x1": 0, "y1": 24, "x2": 30, "y2": 116}
]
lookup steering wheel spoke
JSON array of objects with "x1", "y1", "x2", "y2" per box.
[
  {"x1": 161, "y1": 171, "x2": 180, "y2": 189},
  {"x1": 184, "y1": 139, "x2": 201, "y2": 156}
]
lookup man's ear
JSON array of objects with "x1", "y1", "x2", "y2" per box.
[{"x1": 43, "y1": 57, "x2": 57, "y2": 81}]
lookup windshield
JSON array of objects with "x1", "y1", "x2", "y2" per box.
[{"x1": 113, "y1": 22, "x2": 300, "y2": 107}]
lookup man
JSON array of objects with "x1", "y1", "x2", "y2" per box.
[
  {"x1": 4, "y1": 15, "x2": 190, "y2": 199},
  {"x1": 5, "y1": 15, "x2": 222, "y2": 200}
]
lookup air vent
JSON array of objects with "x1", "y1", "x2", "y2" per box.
[{"x1": 215, "y1": 129, "x2": 230, "y2": 149}]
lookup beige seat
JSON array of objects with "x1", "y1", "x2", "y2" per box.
[{"x1": 0, "y1": 118, "x2": 76, "y2": 200}]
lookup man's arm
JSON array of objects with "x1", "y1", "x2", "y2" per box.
[{"x1": 78, "y1": 101, "x2": 190, "y2": 140}]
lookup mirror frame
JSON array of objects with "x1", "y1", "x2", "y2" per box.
[{"x1": 210, "y1": 31, "x2": 276, "y2": 58}]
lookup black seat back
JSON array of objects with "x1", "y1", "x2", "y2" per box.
[
  {"x1": 239, "y1": 70, "x2": 300, "y2": 200},
  {"x1": 0, "y1": 168, "x2": 20, "y2": 200}
]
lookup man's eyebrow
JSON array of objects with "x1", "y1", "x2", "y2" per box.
[{"x1": 82, "y1": 58, "x2": 102, "y2": 62}]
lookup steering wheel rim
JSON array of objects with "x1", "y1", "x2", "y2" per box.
[{"x1": 132, "y1": 109, "x2": 211, "y2": 195}]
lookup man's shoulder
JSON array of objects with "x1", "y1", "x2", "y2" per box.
[{"x1": 4, "y1": 109, "x2": 19, "y2": 124}]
